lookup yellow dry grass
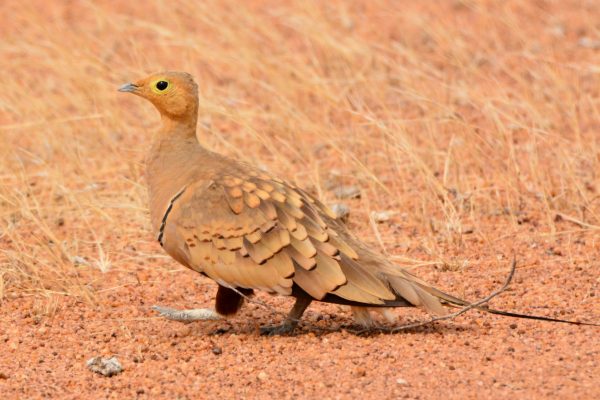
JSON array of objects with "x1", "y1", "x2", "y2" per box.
[{"x1": 1, "y1": 0, "x2": 599, "y2": 310}]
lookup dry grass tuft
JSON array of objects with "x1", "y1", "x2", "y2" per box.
[{"x1": 1, "y1": 0, "x2": 599, "y2": 311}]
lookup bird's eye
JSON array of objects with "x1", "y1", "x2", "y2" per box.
[{"x1": 156, "y1": 81, "x2": 169, "y2": 91}]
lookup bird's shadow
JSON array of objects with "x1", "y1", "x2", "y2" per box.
[{"x1": 203, "y1": 319, "x2": 475, "y2": 338}]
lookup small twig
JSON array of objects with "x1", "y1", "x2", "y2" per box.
[
  {"x1": 151, "y1": 305, "x2": 221, "y2": 322},
  {"x1": 554, "y1": 212, "x2": 600, "y2": 230}
]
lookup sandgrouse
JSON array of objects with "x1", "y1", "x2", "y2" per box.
[{"x1": 119, "y1": 71, "x2": 596, "y2": 334}]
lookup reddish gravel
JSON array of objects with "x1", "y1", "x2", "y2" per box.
[{"x1": 1, "y1": 222, "x2": 599, "y2": 399}]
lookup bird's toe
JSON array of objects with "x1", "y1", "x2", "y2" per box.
[{"x1": 259, "y1": 323, "x2": 297, "y2": 336}]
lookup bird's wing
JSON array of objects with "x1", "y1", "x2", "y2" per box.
[{"x1": 160, "y1": 170, "x2": 398, "y2": 303}]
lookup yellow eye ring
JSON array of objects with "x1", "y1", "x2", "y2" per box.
[{"x1": 151, "y1": 79, "x2": 171, "y2": 94}]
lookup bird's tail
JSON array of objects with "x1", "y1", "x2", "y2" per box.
[
  {"x1": 413, "y1": 283, "x2": 599, "y2": 326},
  {"x1": 403, "y1": 262, "x2": 600, "y2": 327}
]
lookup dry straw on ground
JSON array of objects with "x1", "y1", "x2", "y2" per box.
[{"x1": 1, "y1": 0, "x2": 597, "y2": 309}]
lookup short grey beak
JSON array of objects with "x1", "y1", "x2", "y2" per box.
[{"x1": 118, "y1": 83, "x2": 138, "y2": 93}]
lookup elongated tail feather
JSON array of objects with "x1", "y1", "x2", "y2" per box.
[{"x1": 415, "y1": 279, "x2": 600, "y2": 327}]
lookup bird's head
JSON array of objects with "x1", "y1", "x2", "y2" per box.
[{"x1": 119, "y1": 71, "x2": 198, "y2": 120}]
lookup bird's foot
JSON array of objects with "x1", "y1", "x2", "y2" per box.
[
  {"x1": 259, "y1": 322, "x2": 297, "y2": 336},
  {"x1": 152, "y1": 305, "x2": 221, "y2": 323}
]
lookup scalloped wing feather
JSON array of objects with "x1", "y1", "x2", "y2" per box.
[{"x1": 159, "y1": 170, "x2": 445, "y2": 312}]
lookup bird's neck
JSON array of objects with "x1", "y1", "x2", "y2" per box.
[
  {"x1": 158, "y1": 112, "x2": 198, "y2": 140},
  {"x1": 150, "y1": 114, "x2": 202, "y2": 163},
  {"x1": 146, "y1": 114, "x2": 207, "y2": 232}
]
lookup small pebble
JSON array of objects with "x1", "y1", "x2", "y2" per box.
[
  {"x1": 331, "y1": 203, "x2": 350, "y2": 222},
  {"x1": 0, "y1": 372, "x2": 8, "y2": 379},
  {"x1": 72, "y1": 256, "x2": 89, "y2": 266},
  {"x1": 86, "y1": 356, "x2": 123, "y2": 377},
  {"x1": 578, "y1": 37, "x2": 600, "y2": 49},
  {"x1": 333, "y1": 186, "x2": 361, "y2": 199},
  {"x1": 396, "y1": 378, "x2": 408, "y2": 385},
  {"x1": 547, "y1": 24, "x2": 565, "y2": 38},
  {"x1": 257, "y1": 371, "x2": 268, "y2": 381},
  {"x1": 370, "y1": 211, "x2": 394, "y2": 223},
  {"x1": 211, "y1": 346, "x2": 222, "y2": 355}
]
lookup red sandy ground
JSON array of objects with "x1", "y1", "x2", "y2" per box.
[{"x1": 1, "y1": 219, "x2": 598, "y2": 399}]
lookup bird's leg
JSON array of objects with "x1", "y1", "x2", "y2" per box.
[
  {"x1": 152, "y1": 305, "x2": 221, "y2": 323},
  {"x1": 260, "y1": 294, "x2": 313, "y2": 336}
]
